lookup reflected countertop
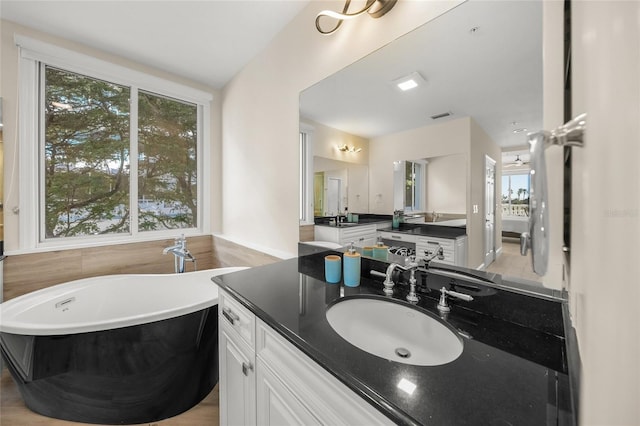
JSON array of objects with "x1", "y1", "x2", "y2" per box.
[
  {"x1": 378, "y1": 222, "x2": 467, "y2": 239},
  {"x1": 212, "y1": 254, "x2": 571, "y2": 426}
]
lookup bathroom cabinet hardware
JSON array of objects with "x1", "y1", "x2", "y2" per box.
[
  {"x1": 242, "y1": 362, "x2": 254, "y2": 376},
  {"x1": 222, "y1": 307, "x2": 240, "y2": 325}
]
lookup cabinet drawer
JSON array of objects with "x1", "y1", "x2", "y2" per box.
[
  {"x1": 378, "y1": 231, "x2": 416, "y2": 243},
  {"x1": 220, "y1": 290, "x2": 256, "y2": 350},
  {"x1": 339, "y1": 225, "x2": 377, "y2": 238},
  {"x1": 256, "y1": 320, "x2": 393, "y2": 425},
  {"x1": 338, "y1": 225, "x2": 377, "y2": 246}
]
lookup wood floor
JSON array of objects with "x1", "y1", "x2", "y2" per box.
[
  {"x1": 486, "y1": 238, "x2": 542, "y2": 284},
  {"x1": 0, "y1": 368, "x2": 220, "y2": 426}
]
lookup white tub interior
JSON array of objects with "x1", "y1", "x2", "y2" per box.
[{"x1": 0, "y1": 267, "x2": 248, "y2": 336}]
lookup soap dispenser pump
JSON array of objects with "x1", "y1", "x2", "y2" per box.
[
  {"x1": 373, "y1": 236, "x2": 388, "y2": 261},
  {"x1": 343, "y1": 242, "x2": 361, "y2": 287}
]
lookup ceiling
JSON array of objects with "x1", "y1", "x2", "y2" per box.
[
  {"x1": 0, "y1": 0, "x2": 310, "y2": 89},
  {"x1": 299, "y1": 0, "x2": 543, "y2": 151}
]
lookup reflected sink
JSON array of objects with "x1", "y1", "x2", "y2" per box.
[{"x1": 326, "y1": 298, "x2": 463, "y2": 366}]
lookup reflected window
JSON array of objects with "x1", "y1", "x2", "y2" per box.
[
  {"x1": 404, "y1": 160, "x2": 424, "y2": 212},
  {"x1": 501, "y1": 173, "x2": 530, "y2": 217}
]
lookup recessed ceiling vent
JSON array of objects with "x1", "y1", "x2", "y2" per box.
[{"x1": 430, "y1": 111, "x2": 452, "y2": 120}]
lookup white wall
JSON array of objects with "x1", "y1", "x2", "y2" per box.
[
  {"x1": 220, "y1": 0, "x2": 464, "y2": 258},
  {"x1": 571, "y1": 1, "x2": 640, "y2": 424},
  {"x1": 304, "y1": 118, "x2": 369, "y2": 166},
  {"x1": 470, "y1": 118, "x2": 502, "y2": 269},
  {"x1": 425, "y1": 154, "x2": 466, "y2": 214}
]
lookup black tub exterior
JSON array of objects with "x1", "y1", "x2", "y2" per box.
[{"x1": 0, "y1": 306, "x2": 219, "y2": 425}]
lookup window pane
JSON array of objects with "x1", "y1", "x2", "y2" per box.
[
  {"x1": 44, "y1": 66, "x2": 131, "y2": 238},
  {"x1": 138, "y1": 91, "x2": 197, "y2": 231},
  {"x1": 501, "y1": 173, "x2": 530, "y2": 217},
  {"x1": 501, "y1": 176, "x2": 511, "y2": 202},
  {"x1": 405, "y1": 161, "x2": 413, "y2": 209}
]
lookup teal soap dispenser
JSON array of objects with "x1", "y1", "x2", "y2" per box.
[{"x1": 343, "y1": 242, "x2": 361, "y2": 287}]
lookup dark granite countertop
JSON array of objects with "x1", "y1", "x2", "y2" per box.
[
  {"x1": 314, "y1": 214, "x2": 392, "y2": 227},
  {"x1": 378, "y1": 222, "x2": 467, "y2": 239},
  {"x1": 212, "y1": 252, "x2": 572, "y2": 426}
]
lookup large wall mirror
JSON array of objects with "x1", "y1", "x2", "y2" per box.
[
  {"x1": 0, "y1": 98, "x2": 4, "y2": 255},
  {"x1": 300, "y1": 0, "x2": 543, "y2": 282}
]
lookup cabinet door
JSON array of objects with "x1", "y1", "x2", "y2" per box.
[
  {"x1": 257, "y1": 359, "x2": 320, "y2": 426},
  {"x1": 220, "y1": 327, "x2": 256, "y2": 426}
]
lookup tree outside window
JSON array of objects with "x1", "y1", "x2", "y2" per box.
[{"x1": 44, "y1": 66, "x2": 198, "y2": 239}]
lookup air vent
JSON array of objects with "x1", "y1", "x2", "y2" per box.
[{"x1": 431, "y1": 111, "x2": 452, "y2": 120}]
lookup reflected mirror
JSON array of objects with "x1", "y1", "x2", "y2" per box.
[
  {"x1": 393, "y1": 154, "x2": 466, "y2": 219},
  {"x1": 313, "y1": 157, "x2": 369, "y2": 216},
  {"x1": 300, "y1": 1, "x2": 544, "y2": 283}
]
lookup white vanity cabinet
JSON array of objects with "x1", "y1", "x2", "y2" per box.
[
  {"x1": 378, "y1": 230, "x2": 415, "y2": 244},
  {"x1": 416, "y1": 235, "x2": 467, "y2": 267},
  {"x1": 379, "y1": 231, "x2": 467, "y2": 267},
  {"x1": 314, "y1": 224, "x2": 378, "y2": 248},
  {"x1": 219, "y1": 288, "x2": 393, "y2": 426},
  {"x1": 219, "y1": 291, "x2": 257, "y2": 426}
]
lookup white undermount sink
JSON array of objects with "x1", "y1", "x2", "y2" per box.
[{"x1": 326, "y1": 298, "x2": 463, "y2": 366}]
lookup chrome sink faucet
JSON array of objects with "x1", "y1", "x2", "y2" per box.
[
  {"x1": 163, "y1": 234, "x2": 196, "y2": 273},
  {"x1": 382, "y1": 263, "x2": 403, "y2": 296},
  {"x1": 377, "y1": 256, "x2": 422, "y2": 303},
  {"x1": 423, "y1": 245, "x2": 445, "y2": 266},
  {"x1": 404, "y1": 256, "x2": 421, "y2": 303}
]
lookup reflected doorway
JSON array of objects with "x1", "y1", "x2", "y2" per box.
[
  {"x1": 485, "y1": 156, "x2": 496, "y2": 267},
  {"x1": 326, "y1": 177, "x2": 341, "y2": 216},
  {"x1": 313, "y1": 172, "x2": 324, "y2": 217}
]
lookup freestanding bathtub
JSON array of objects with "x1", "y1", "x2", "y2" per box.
[{"x1": 0, "y1": 267, "x2": 248, "y2": 424}]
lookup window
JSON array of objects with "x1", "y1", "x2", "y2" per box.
[
  {"x1": 299, "y1": 124, "x2": 314, "y2": 225},
  {"x1": 137, "y1": 90, "x2": 198, "y2": 232},
  {"x1": 502, "y1": 173, "x2": 530, "y2": 216},
  {"x1": 299, "y1": 131, "x2": 307, "y2": 222},
  {"x1": 404, "y1": 160, "x2": 424, "y2": 211},
  {"x1": 18, "y1": 36, "x2": 211, "y2": 250},
  {"x1": 44, "y1": 67, "x2": 132, "y2": 238}
]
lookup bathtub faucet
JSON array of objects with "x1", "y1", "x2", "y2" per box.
[{"x1": 163, "y1": 234, "x2": 197, "y2": 273}]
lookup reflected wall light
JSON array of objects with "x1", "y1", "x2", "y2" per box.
[
  {"x1": 316, "y1": 0, "x2": 398, "y2": 35},
  {"x1": 338, "y1": 144, "x2": 362, "y2": 153}
]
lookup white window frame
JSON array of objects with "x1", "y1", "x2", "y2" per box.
[
  {"x1": 404, "y1": 160, "x2": 426, "y2": 213},
  {"x1": 16, "y1": 35, "x2": 213, "y2": 252},
  {"x1": 299, "y1": 122, "x2": 314, "y2": 225}
]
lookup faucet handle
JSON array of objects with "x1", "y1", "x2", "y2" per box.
[{"x1": 437, "y1": 287, "x2": 474, "y2": 312}]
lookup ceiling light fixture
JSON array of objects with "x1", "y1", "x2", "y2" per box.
[
  {"x1": 338, "y1": 144, "x2": 362, "y2": 153},
  {"x1": 512, "y1": 128, "x2": 528, "y2": 134},
  {"x1": 316, "y1": 0, "x2": 398, "y2": 35},
  {"x1": 391, "y1": 71, "x2": 426, "y2": 92}
]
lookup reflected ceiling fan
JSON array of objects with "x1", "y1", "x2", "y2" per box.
[{"x1": 504, "y1": 154, "x2": 530, "y2": 168}]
